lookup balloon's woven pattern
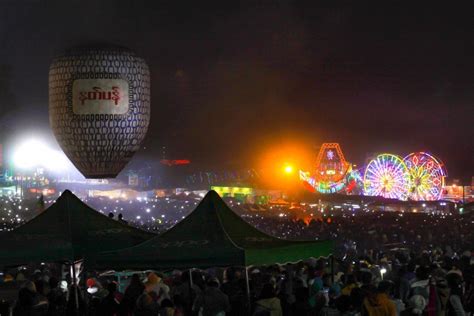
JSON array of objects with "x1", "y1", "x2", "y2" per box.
[{"x1": 49, "y1": 46, "x2": 150, "y2": 178}]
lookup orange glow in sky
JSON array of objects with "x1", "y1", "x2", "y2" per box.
[
  {"x1": 256, "y1": 139, "x2": 315, "y2": 188},
  {"x1": 284, "y1": 164, "x2": 294, "y2": 174}
]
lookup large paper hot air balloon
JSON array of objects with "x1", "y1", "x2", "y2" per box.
[{"x1": 49, "y1": 45, "x2": 150, "y2": 178}]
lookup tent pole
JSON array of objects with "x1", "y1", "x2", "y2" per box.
[
  {"x1": 189, "y1": 268, "x2": 194, "y2": 312},
  {"x1": 81, "y1": 261, "x2": 88, "y2": 313},
  {"x1": 189, "y1": 268, "x2": 194, "y2": 288},
  {"x1": 330, "y1": 255, "x2": 335, "y2": 284},
  {"x1": 65, "y1": 192, "x2": 78, "y2": 311},
  {"x1": 245, "y1": 266, "x2": 251, "y2": 314},
  {"x1": 72, "y1": 261, "x2": 79, "y2": 311}
]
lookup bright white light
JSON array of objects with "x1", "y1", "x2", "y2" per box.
[
  {"x1": 13, "y1": 139, "x2": 69, "y2": 171},
  {"x1": 380, "y1": 267, "x2": 387, "y2": 275},
  {"x1": 87, "y1": 287, "x2": 98, "y2": 294}
]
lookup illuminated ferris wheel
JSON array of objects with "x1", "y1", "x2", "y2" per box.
[
  {"x1": 403, "y1": 152, "x2": 446, "y2": 201},
  {"x1": 363, "y1": 154, "x2": 411, "y2": 200}
]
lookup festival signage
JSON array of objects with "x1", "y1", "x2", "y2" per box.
[{"x1": 72, "y1": 79, "x2": 129, "y2": 115}]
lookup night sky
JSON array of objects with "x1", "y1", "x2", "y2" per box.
[{"x1": 0, "y1": 1, "x2": 473, "y2": 182}]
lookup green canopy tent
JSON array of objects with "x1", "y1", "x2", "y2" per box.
[
  {"x1": 89, "y1": 190, "x2": 333, "y2": 270},
  {"x1": 0, "y1": 190, "x2": 155, "y2": 266}
]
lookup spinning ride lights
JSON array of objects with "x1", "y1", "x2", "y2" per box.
[
  {"x1": 363, "y1": 153, "x2": 411, "y2": 200},
  {"x1": 300, "y1": 143, "x2": 360, "y2": 194},
  {"x1": 403, "y1": 152, "x2": 446, "y2": 201}
]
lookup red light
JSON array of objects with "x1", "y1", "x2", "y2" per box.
[{"x1": 160, "y1": 159, "x2": 191, "y2": 166}]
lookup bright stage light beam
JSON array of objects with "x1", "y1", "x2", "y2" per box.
[
  {"x1": 12, "y1": 139, "x2": 70, "y2": 171},
  {"x1": 283, "y1": 164, "x2": 294, "y2": 174},
  {"x1": 13, "y1": 140, "x2": 44, "y2": 169}
]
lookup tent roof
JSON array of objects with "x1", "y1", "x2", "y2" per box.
[
  {"x1": 0, "y1": 190, "x2": 154, "y2": 266},
  {"x1": 91, "y1": 191, "x2": 333, "y2": 270}
]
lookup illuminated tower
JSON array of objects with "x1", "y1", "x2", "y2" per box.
[
  {"x1": 314, "y1": 143, "x2": 350, "y2": 185},
  {"x1": 300, "y1": 143, "x2": 361, "y2": 194}
]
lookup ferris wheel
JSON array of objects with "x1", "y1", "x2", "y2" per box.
[
  {"x1": 363, "y1": 154, "x2": 411, "y2": 200},
  {"x1": 403, "y1": 152, "x2": 446, "y2": 201}
]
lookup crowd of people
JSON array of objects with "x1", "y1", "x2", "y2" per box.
[
  {"x1": 241, "y1": 211, "x2": 473, "y2": 257},
  {"x1": 0, "y1": 195, "x2": 37, "y2": 232},
  {"x1": 1, "y1": 250, "x2": 473, "y2": 316},
  {"x1": 0, "y1": 193, "x2": 473, "y2": 316},
  {"x1": 0, "y1": 194, "x2": 199, "y2": 233}
]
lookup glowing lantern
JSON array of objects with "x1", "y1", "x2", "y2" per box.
[{"x1": 49, "y1": 45, "x2": 150, "y2": 178}]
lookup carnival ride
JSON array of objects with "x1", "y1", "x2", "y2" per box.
[
  {"x1": 300, "y1": 144, "x2": 447, "y2": 202},
  {"x1": 403, "y1": 152, "x2": 446, "y2": 201},
  {"x1": 363, "y1": 153, "x2": 411, "y2": 200},
  {"x1": 299, "y1": 143, "x2": 362, "y2": 194}
]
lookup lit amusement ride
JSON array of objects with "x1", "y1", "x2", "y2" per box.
[
  {"x1": 403, "y1": 152, "x2": 446, "y2": 201},
  {"x1": 363, "y1": 153, "x2": 411, "y2": 200},
  {"x1": 299, "y1": 143, "x2": 362, "y2": 194},
  {"x1": 299, "y1": 144, "x2": 447, "y2": 201}
]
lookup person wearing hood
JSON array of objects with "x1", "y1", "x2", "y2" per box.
[
  {"x1": 145, "y1": 272, "x2": 170, "y2": 304},
  {"x1": 254, "y1": 283, "x2": 282, "y2": 316},
  {"x1": 363, "y1": 281, "x2": 397, "y2": 316},
  {"x1": 408, "y1": 294, "x2": 427, "y2": 316}
]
